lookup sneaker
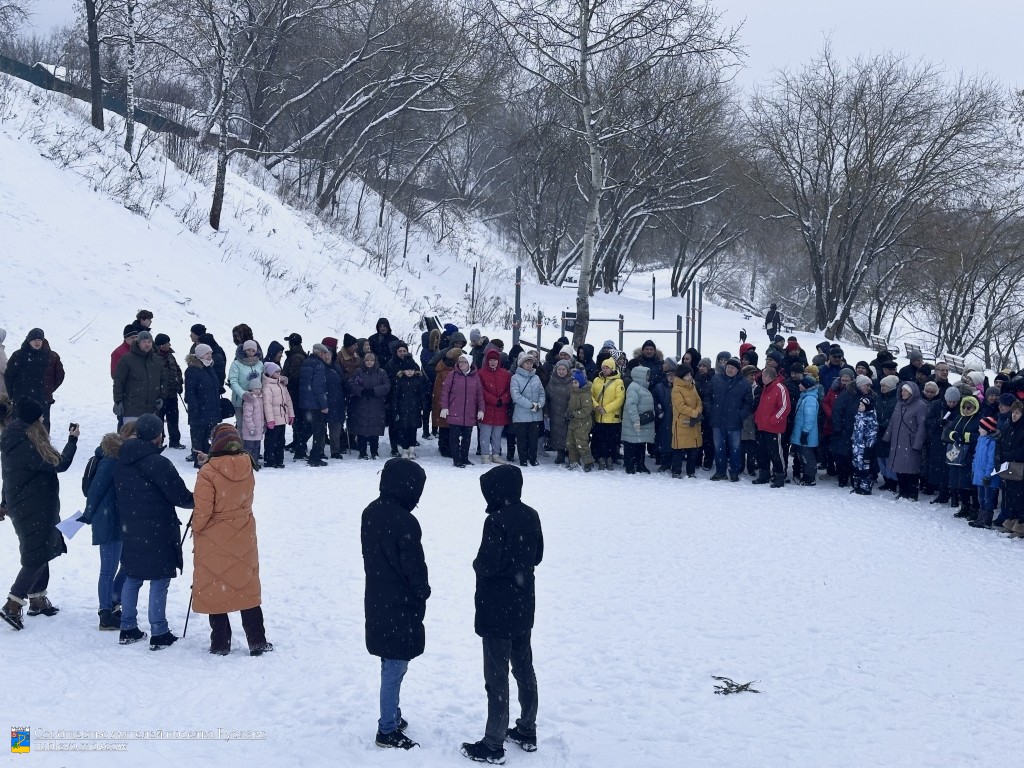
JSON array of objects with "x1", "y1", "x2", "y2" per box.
[
  {"x1": 797, "y1": 479, "x2": 817, "y2": 487},
  {"x1": 729, "y1": 474, "x2": 740, "y2": 482},
  {"x1": 185, "y1": 452, "x2": 197, "y2": 463},
  {"x1": 249, "y1": 642, "x2": 274, "y2": 657},
  {"x1": 397, "y1": 717, "x2": 409, "y2": 732},
  {"x1": 150, "y1": 631, "x2": 178, "y2": 650},
  {"x1": 529, "y1": 460, "x2": 539, "y2": 467},
  {"x1": 210, "y1": 647, "x2": 230, "y2": 656},
  {"x1": 1, "y1": 598, "x2": 24, "y2": 631},
  {"x1": 119, "y1": 627, "x2": 147, "y2": 645},
  {"x1": 376, "y1": 730, "x2": 419, "y2": 750},
  {"x1": 460, "y1": 740, "x2": 505, "y2": 764},
  {"x1": 751, "y1": 477, "x2": 770, "y2": 485},
  {"x1": 98, "y1": 609, "x2": 120, "y2": 631},
  {"x1": 168, "y1": 443, "x2": 187, "y2": 450},
  {"x1": 686, "y1": 473, "x2": 696, "y2": 479},
  {"x1": 506, "y1": 726, "x2": 537, "y2": 752},
  {"x1": 769, "y1": 476, "x2": 785, "y2": 489},
  {"x1": 308, "y1": 459, "x2": 328, "y2": 467},
  {"x1": 27, "y1": 595, "x2": 59, "y2": 616},
  {"x1": 390, "y1": 449, "x2": 400, "y2": 458}
]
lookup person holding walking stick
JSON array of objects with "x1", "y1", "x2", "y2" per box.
[{"x1": 191, "y1": 424, "x2": 272, "y2": 657}]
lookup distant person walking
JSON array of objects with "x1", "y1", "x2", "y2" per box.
[{"x1": 764, "y1": 303, "x2": 783, "y2": 342}]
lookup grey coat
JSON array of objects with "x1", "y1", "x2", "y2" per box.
[
  {"x1": 883, "y1": 381, "x2": 930, "y2": 475},
  {"x1": 545, "y1": 372, "x2": 572, "y2": 450},
  {"x1": 510, "y1": 367, "x2": 545, "y2": 423},
  {"x1": 622, "y1": 367, "x2": 656, "y2": 444},
  {"x1": 347, "y1": 364, "x2": 391, "y2": 436}
]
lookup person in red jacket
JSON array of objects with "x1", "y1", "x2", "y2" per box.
[
  {"x1": 110, "y1": 325, "x2": 139, "y2": 379},
  {"x1": 478, "y1": 349, "x2": 512, "y2": 464},
  {"x1": 753, "y1": 365, "x2": 791, "y2": 488}
]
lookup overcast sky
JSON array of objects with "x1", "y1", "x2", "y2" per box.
[{"x1": 23, "y1": 0, "x2": 1024, "y2": 91}]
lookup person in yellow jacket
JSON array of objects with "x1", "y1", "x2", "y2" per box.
[
  {"x1": 670, "y1": 363, "x2": 703, "y2": 478},
  {"x1": 591, "y1": 358, "x2": 625, "y2": 470}
]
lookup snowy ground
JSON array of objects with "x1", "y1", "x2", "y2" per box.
[{"x1": 1, "y1": 70, "x2": 1021, "y2": 768}]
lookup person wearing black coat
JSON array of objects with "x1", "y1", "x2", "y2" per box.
[
  {"x1": 113, "y1": 414, "x2": 194, "y2": 648},
  {"x1": 708, "y1": 360, "x2": 753, "y2": 480},
  {"x1": 925, "y1": 391, "x2": 957, "y2": 503},
  {"x1": 297, "y1": 345, "x2": 331, "y2": 465},
  {"x1": 831, "y1": 382, "x2": 859, "y2": 487},
  {"x1": 281, "y1": 334, "x2": 307, "y2": 451},
  {"x1": 695, "y1": 360, "x2": 715, "y2": 469},
  {"x1": 4, "y1": 330, "x2": 65, "y2": 429},
  {"x1": 324, "y1": 353, "x2": 348, "y2": 460},
  {"x1": 368, "y1": 318, "x2": 400, "y2": 368},
  {"x1": 461, "y1": 464, "x2": 543, "y2": 763},
  {"x1": 0, "y1": 398, "x2": 78, "y2": 630},
  {"x1": 189, "y1": 325, "x2": 227, "y2": 387},
  {"x1": 996, "y1": 404, "x2": 1024, "y2": 528},
  {"x1": 361, "y1": 458, "x2": 430, "y2": 750},
  {"x1": 184, "y1": 349, "x2": 222, "y2": 466},
  {"x1": 386, "y1": 347, "x2": 425, "y2": 458}
]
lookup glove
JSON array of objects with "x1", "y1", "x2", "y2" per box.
[
  {"x1": 688, "y1": 417, "x2": 698, "y2": 427},
  {"x1": 633, "y1": 422, "x2": 641, "y2": 432},
  {"x1": 362, "y1": 387, "x2": 374, "y2": 397},
  {"x1": 440, "y1": 409, "x2": 449, "y2": 420},
  {"x1": 155, "y1": 397, "x2": 164, "y2": 410},
  {"x1": 0, "y1": 506, "x2": 7, "y2": 522},
  {"x1": 495, "y1": 399, "x2": 504, "y2": 407},
  {"x1": 801, "y1": 431, "x2": 809, "y2": 444},
  {"x1": 531, "y1": 402, "x2": 540, "y2": 412},
  {"x1": 113, "y1": 402, "x2": 124, "y2": 417},
  {"x1": 287, "y1": 416, "x2": 295, "y2": 425},
  {"x1": 78, "y1": 515, "x2": 92, "y2": 525},
  {"x1": 267, "y1": 421, "x2": 276, "y2": 430},
  {"x1": 477, "y1": 411, "x2": 484, "y2": 421}
]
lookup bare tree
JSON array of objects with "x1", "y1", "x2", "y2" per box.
[
  {"x1": 0, "y1": 0, "x2": 31, "y2": 41},
  {"x1": 747, "y1": 46, "x2": 1010, "y2": 339},
  {"x1": 485, "y1": 0, "x2": 738, "y2": 347}
]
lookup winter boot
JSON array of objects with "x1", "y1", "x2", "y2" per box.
[
  {"x1": 490, "y1": 453, "x2": 506, "y2": 464},
  {"x1": 506, "y1": 726, "x2": 537, "y2": 752},
  {"x1": 376, "y1": 730, "x2": 419, "y2": 750},
  {"x1": 98, "y1": 609, "x2": 120, "y2": 631},
  {"x1": 769, "y1": 475, "x2": 786, "y2": 489},
  {"x1": 567, "y1": 462, "x2": 579, "y2": 470},
  {"x1": 481, "y1": 454, "x2": 492, "y2": 464},
  {"x1": 150, "y1": 631, "x2": 179, "y2": 651},
  {"x1": 27, "y1": 594, "x2": 59, "y2": 617},
  {"x1": 2, "y1": 596, "x2": 25, "y2": 631},
  {"x1": 460, "y1": 740, "x2": 505, "y2": 764},
  {"x1": 583, "y1": 462, "x2": 594, "y2": 473},
  {"x1": 554, "y1": 450, "x2": 566, "y2": 465},
  {"x1": 249, "y1": 642, "x2": 274, "y2": 657},
  {"x1": 119, "y1": 627, "x2": 147, "y2": 645}
]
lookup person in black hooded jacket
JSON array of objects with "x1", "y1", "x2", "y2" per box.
[
  {"x1": 368, "y1": 318, "x2": 400, "y2": 368},
  {"x1": 461, "y1": 464, "x2": 543, "y2": 763},
  {"x1": 361, "y1": 458, "x2": 430, "y2": 750}
]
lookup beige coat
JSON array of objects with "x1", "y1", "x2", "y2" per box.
[
  {"x1": 671, "y1": 378, "x2": 703, "y2": 449},
  {"x1": 191, "y1": 453, "x2": 261, "y2": 614}
]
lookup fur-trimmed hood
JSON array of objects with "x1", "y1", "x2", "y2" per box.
[{"x1": 632, "y1": 347, "x2": 664, "y2": 363}]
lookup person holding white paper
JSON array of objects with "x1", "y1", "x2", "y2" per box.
[{"x1": 0, "y1": 397, "x2": 79, "y2": 631}]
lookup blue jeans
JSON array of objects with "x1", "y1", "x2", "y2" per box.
[
  {"x1": 713, "y1": 427, "x2": 743, "y2": 476},
  {"x1": 98, "y1": 542, "x2": 126, "y2": 611},
  {"x1": 120, "y1": 577, "x2": 170, "y2": 636},
  {"x1": 977, "y1": 484, "x2": 998, "y2": 525},
  {"x1": 379, "y1": 658, "x2": 409, "y2": 734},
  {"x1": 878, "y1": 456, "x2": 897, "y2": 481}
]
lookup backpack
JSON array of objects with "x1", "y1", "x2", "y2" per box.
[{"x1": 81, "y1": 453, "x2": 101, "y2": 497}]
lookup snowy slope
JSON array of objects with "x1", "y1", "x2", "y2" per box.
[{"x1": 1, "y1": 74, "x2": 1019, "y2": 768}]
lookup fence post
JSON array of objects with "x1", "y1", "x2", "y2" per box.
[
  {"x1": 618, "y1": 315, "x2": 624, "y2": 352},
  {"x1": 676, "y1": 314, "x2": 683, "y2": 359},
  {"x1": 537, "y1": 309, "x2": 543, "y2": 351},
  {"x1": 684, "y1": 288, "x2": 691, "y2": 349},
  {"x1": 697, "y1": 281, "x2": 704, "y2": 353},
  {"x1": 513, "y1": 266, "x2": 521, "y2": 346},
  {"x1": 652, "y1": 274, "x2": 656, "y2": 320}
]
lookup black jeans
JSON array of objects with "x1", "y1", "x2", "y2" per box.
[
  {"x1": 189, "y1": 421, "x2": 216, "y2": 458},
  {"x1": 264, "y1": 425, "x2": 286, "y2": 466},
  {"x1": 756, "y1": 431, "x2": 784, "y2": 480},
  {"x1": 671, "y1": 448, "x2": 698, "y2": 475},
  {"x1": 591, "y1": 423, "x2": 621, "y2": 461},
  {"x1": 482, "y1": 632, "x2": 538, "y2": 751},
  {"x1": 307, "y1": 409, "x2": 326, "y2": 462},
  {"x1": 449, "y1": 425, "x2": 472, "y2": 464},
  {"x1": 515, "y1": 422, "x2": 541, "y2": 464},
  {"x1": 162, "y1": 396, "x2": 181, "y2": 446},
  {"x1": 208, "y1": 606, "x2": 267, "y2": 653},
  {"x1": 623, "y1": 442, "x2": 647, "y2": 472},
  {"x1": 10, "y1": 562, "x2": 49, "y2": 600},
  {"x1": 897, "y1": 472, "x2": 920, "y2": 500},
  {"x1": 356, "y1": 435, "x2": 380, "y2": 458},
  {"x1": 396, "y1": 424, "x2": 418, "y2": 450},
  {"x1": 292, "y1": 406, "x2": 309, "y2": 456}
]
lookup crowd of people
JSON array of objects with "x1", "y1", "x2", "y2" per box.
[{"x1": 0, "y1": 313, "x2": 550, "y2": 763}]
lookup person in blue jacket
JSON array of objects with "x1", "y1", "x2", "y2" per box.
[
  {"x1": 790, "y1": 375, "x2": 820, "y2": 486},
  {"x1": 708, "y1": 357, "x2": 753, "y2": 481},
  {"x1": 970, "y1": 416, "x2": 1001, "y2": 528}
]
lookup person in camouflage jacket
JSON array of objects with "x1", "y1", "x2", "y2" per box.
[
  {"x1": 852, "y1": 396, "x2": 878, "y2": 495},
  {"x1": 565, "y1": 371, "x2": 595, "y2": 471}
]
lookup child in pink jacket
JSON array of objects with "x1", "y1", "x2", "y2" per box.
[{"x1": 261, "y1": 362, "x2": 294, "y2": 468}]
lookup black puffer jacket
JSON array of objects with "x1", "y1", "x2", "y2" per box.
[
  {"x1": 114, "y1": 438, "x2": 194, "y2": 580},
  {"x1": 473, "y1": 464, "x2": 544, "y2": 639},
  {"x1": 361, "y1": 458, "x2": 430, "y2": 660},
  {"x1": 113, "y1": 340, "x2": 168, "y2": 417},
  {"x1": 386, "y1": 355, "x2": 425, "y2": 431},
  {"x1": 0, "y1": 421, "x2": 77, "y2": 567}
]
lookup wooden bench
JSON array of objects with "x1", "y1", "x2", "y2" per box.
[
  {"x1": 781, "y1": 324, "x2": 795, "y2": 335},
  {"x1": 904, "y1": 342, "x2": 924, "y2": 360},
  {"x1": 869, "y1": 334, "x2": 899, "y2": 355},
  {"x1": 942, "y1": 353, "x2": 967, "y2": 374},
  {"x1": 742, "y1": 313, "x2": 752, "y2": 320}
]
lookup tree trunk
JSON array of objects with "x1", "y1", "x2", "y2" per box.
[
  {"x1": 84, "y1": 0, "x2": 104, "y2": 131},
  {"x1": 209, "y1": 73, "x2": 230, "y2": 230},
  {"x1": 123, "y1": 0, "x2": 137, "y2": 152}
]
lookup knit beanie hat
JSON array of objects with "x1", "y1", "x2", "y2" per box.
[
  {"x1": 909, "y1": 349, "x2": 924, "y2": 363},
  {"x1": 242, "y1": 340, "x2": 258, "y2": 353},
  {"x1": 26, "y1": 328, "x2": 45, "y2": 342},
  {"x1": 740, "y1": 365, "x2": 759, "y2": 378},
  {"x1": 944, "y1": 387, "x2": 962, "y2": 403},
  {"x1": 804, "y1": 364, "x2": 819, "y2": 379},
  {"x1": 600, "y1": 357, "x2": 616, "y2": 370},
  {"x1": 123, "y1": 324, "x2": 139, "y2": 338},
  {"x1": 716, "y1": 351, "x2": 731, "y2": 363},
  {"x1": 726, "y1": 357, "x2": 742, "y2": 370},
  {"x1": 980, "y1": 416, "x2": 998, "y2": 433},
  {"x1": 470, "y1": 328, "x2": 482, "y2": 342},
  {"x1": 572, "y1": 370, "x2": 587, "y2": 387},
  {"x1": 210, "y1": 424, "x2": 244, "y2": 455},
  {"x1": 642, "y1": 339, "x2": 657, "y2": 351},
  {"x1": 923, "y1": 381, "x2": 939, "y2": 395},
  {"x1": 322, "y1": 337, "x2": 338, "y2": 350},
  {"x1": 343, "y1": 333, "x2": 358, "y2": 348},
  {"x1": 518, "y1": 351, "x2": 534, "y2": 366},
  {"x1": 662, "y1": 357, "x2": 677, "y2": 371},
  {"x1": 968, "y1": 371, "x2": 986, "y2": 386},
  {"x1": 698, "y1": 358, "x2": 712, "y2": 369},
  {"x1": 311, "y1": 343, "x2": 329, "y2": 356},
  {"x1": 190, "y1": 324, "x2": 207, "y2": 337},
  {"x1": 264, "y1": 362, "x2": 281, "y2": 377},
  {"x1": 14, "y1": 397, "x2": 44, "y2": 424},
  {"x1": 137, "y1": 331, "x2": 153, "y2": 343},
  {"x1": 554, "y1": 359, "x2": 571, "y2": 373},
  {"x1": 134, "y1": 413, "x2": 164, "y2": 441},
  {"x1": 194, "y1": 343, "x2": 213, "y2": 358},
  {"x1": 800, "y1": 375, "x2": 817, "y2": 390},
  {"x1": 812, "y1": 354, "x2": 827, "y2": 367},
  {"x1": 602, "y1": 340, "x2": 616, "y2": 350},
  {"x1": 855, "y1": 375, "x2": 872, "y2": 389},
  {"x1": 154, "y1": 333, "x2": 170, "y2": 346},
  {"x1": 458, "y1": 354, "x2": 472, "y2": 366},
  {"x1": 880, "y1": 375, "x2": 900, "y2": 390},
  {"x1": 789, "y1": 362, "x2": 804, "y2": 374},
  {"x1": 1000, "y1": 392, "x2": 1016, "y2": 406},
  {"x1": 985, "y1": 386, "x2": 1001, "y2": 398},
  {"x1": 839, "y1": 367, "x2": 856, "y2": 380}
]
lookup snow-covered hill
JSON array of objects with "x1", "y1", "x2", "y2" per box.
[{"x1": 2, "y1": 74, "x2": 1019, "y2": 768}]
